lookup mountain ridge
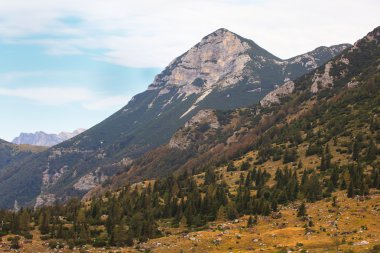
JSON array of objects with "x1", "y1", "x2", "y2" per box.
[
  {"x1": 12, "y1": 129, "x2": 86, "y2": 147},
  {"x1": 0, "y1": 28, "x2": 351, "y2": 208},
  {"x1": 90, "y1": 26, "x2": 378, "y2": 195}
]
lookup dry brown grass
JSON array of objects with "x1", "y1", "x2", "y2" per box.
[
  {"x1": 140, "y1": 191, "x2": 380, "y2": 253},
  {"x1": 2, "y1": 191, "x2": 379, "y2": 252}
]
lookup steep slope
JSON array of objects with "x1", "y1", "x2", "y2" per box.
[
  {"x1": 0, "y1": 27, "x2": 378, "y2": 252},
  {"x1": 97, "y1": 26, "x2": 379, "y2": 194},
  {"x1": 12, "y1": 129, "x2": 85, "y2": 147},
  {"x1": 0, "y1": 139, "x2": 45, "y2": 170},
  {"x1": 0, "y1": 28, "x2": 349, "y2": 208}
]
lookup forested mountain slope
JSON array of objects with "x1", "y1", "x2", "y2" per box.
[
  {"x1": 0, "y1": 26, "x2": 379, "y2": 253},
  {"x1": 95, "y1": 26, "x2": 380, "y2": 196},
  {"x1": 0, "y1": 29, "x2": 349, "y2": 208}
]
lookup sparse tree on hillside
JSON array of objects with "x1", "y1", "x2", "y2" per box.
[{"x1": 297, "y1": 202, "x2": 307, "y2": 218}]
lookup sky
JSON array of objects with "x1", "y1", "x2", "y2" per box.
[{"x1": 0, "y1": 0, "x2": 379, "y2": 141}]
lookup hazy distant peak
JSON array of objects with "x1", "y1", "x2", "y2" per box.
[{"x1": 12, "y1": 128, "x2": 85, "y2": 147}]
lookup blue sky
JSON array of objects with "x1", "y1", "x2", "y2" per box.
[
  {"x1": 0, "y1": 43, "x2": 159, "y2": 140},
  {"x1": 0, "y1": 0, "x2": 379, "y2": 141}
]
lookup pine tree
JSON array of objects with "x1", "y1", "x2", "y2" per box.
[
  {"x1": 305, "y1": 173, "x2": 322, "y2": 202},
  {"x1": 366, "y1": 139, "x2": 377, "y2": 163},
  {"x1": 271, "y1": 199, "x2": 278, "y2": 212},
  {"x1": 204, "y1": 169, "x2": 216, "y2": 185},
  {"x1": 320, "y1": 151, "x2": 326, "y2": 171},
  {"x1": 352, "y1": 139, "x2": 360, "y2": 162},
  {"x1": 247, "y1": 216, "x2": 254, "y2": 228},
  {"x1": 216, "y1": 206, "x2": 227, "y2": 221},
  {"x1": 320, "y1": 144, "x2": 332, "y2": 171},
  {"x1": 297, "y1": 202, "x2": 307, "y2": 217},
  {"x1": 325, "y1": 144, "x2": 331, "y2": 170},
  {"x1": 112, "y1": 220, "x2": 128, "y2": 246},
  {"x1": 240, "y1": 161, "x2": 250, "y2": 171},
  {"x1": 227, "y1": 162, "x2": 236, "y2": 172},
  {"x1": 340, "y1": 177, "x2": 347, "y2": 190},
  {"x1": 39, "y1": 210, "x2": 50, "y2": 235},
  {"x1": 371, "y1": 168, "x2": 380, "y2": 189},
  {"x1": 347, "y1": 181, "x2": 354, "y2": 198},
  {"x1": 330, "y1": 168, "x2": 339, "y2": 188}
]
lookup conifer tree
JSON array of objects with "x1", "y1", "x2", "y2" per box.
[
  {"x1": 39, "y1": 210, "x2": 50, "y2": 235},
  {"x1": 347, "y1": 181, "x2": 354, "y2": 198},
  {"x1": 112, "y1": 220, "x2": 128, "y2": 246},
  {"x1": 352, "y1": 139, "x2": 360, "y2": 162},
  {"x1": 366, "y1": 139, "x2": 377, "y2": 163},
  {"x1": 330, "y1": 168, "x2": 339, "y2": 188},
  {"x1": 297, "y1": 202, "x2": 307, "y2": 218},
  {"x1": 247, "y1": 215, "x2": 254, "y2": 228},
  {"x1": 305, "y1": 173, "x2": 322, "y2": 202},
  {"x1": 227, "y1": 162, "x2": 236, "y2": 172},
  {"x1": 371, "y1": 168, "x2": 380, "y2": 189}
]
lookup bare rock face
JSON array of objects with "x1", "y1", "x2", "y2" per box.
[
  {"x1": 146, "y1": 28, "x2": 350, "y2": 116},
  {"x1": 149, "y1": 29, "x2": 252, "y2": 96},
  {"x1": 169, "y1": 109, "x2": 220, "y2": 150},
  {"x1": 310, "y1": 62, "x2": 334, "y2": 93},
  {"x1": 184, "y1": 109, "x2": 220, "y2": 129},
  {"x1": 34, "y1": 193, "x2": 56, "y2": 209},
  {"x1": 260, "y1": 81, "x2": 295, "y2": 107},
  {"x1": 73, "y1": 168, "x2": 107, "y2": 191}
]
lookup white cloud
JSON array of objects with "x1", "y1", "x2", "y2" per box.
[
  {"x1": 0, "y1": 0, "x2": 378, "y2": 67},
  {"x1": 83, "y1": 95, "x2": 130, "y2": 111},
  {"x1": 0, "y1": 86, "x2": 129, "y2": 110},
  {"x1": 0, "y1": 86, "x2": 93, "y2": 105}
]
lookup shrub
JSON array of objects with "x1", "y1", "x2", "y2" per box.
[
  {"x1": 23, "y1": 233, "x2": 33, "y2": 240},
  {"x1": 40, "y1": 235, "x2": 50, "y2": 241},
  {"x1": 48, "y1": 240, "x2": 65, "y2": 249},
  {"x1": 10, "y1": 237, "x2": 20, "y2": 249},
  {"x1": 92, "y1": 238, "x2": 107, "y2": 247},
  {"x1": 371, "y1": 244, "x2": 380, "y2": 253}
]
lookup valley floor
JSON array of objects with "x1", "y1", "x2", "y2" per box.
[{"x1": 2, "y1": 191, "x2": 379, "y2": 253}]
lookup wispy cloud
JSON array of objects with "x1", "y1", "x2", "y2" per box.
[
  {"x1": 0, "y1": 86, "x2": 93, "y2": 105},
  {"x1": 0, "y1": 86, "x2": 129, "y2": 110},
  {"x1": 0, "y1": 0, "x2": 378, "y2": 67},
  {"x1": 83, "y1": 95, "x2": 129, "y2": 111}
]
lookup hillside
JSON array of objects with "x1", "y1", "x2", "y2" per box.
[
  {"x1": 0, "y1": 139, "x2": 45, "y2": 171},
  {"x1": 0, "y1": 26, "x2": 378, "y2": 253},
  {"x1": 1, "y1": 191, "x2": 379, "y2": 253},
  {"x1": 0, "y1": 28, "x2": 349, "y2": 208},
  {"x1": 94, "y1": 26, "x2": 380, "y2": 197}
]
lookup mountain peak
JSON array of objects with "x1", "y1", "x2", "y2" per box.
[
  {"x1": 203, "y1": 27, "x2": 235, "y2": 39},
  {"x1": 12, "y1": 128, "x2": 85, "y2": 147},
  {"x1": 148, "y1": 28, "x2": 255, "y2": 95}
]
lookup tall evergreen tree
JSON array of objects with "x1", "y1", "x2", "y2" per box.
[
  {"x1": 297, "y1": 202, "x2": 307, "y2": 217},
  {"x1": 366, "y1": 139, "x2": 377, "y2": 163}
]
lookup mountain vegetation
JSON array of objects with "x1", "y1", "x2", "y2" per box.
[
  {"x1": 0, "y1": 139, "x2": 45, "y2": 171},
  {"x1": 0, "y1": 29, "x2": 350, "y2": 208},
  {"x1": 0, "y1": 26, "x2": 379, "y2": 252}
]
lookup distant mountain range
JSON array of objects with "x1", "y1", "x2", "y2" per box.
[
  {"x1": 0, "y1": 28, "x2": 351, "y2": 208},
  {"x1": 12, "y1": 129, "x2": 86, "y2": 147}
]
